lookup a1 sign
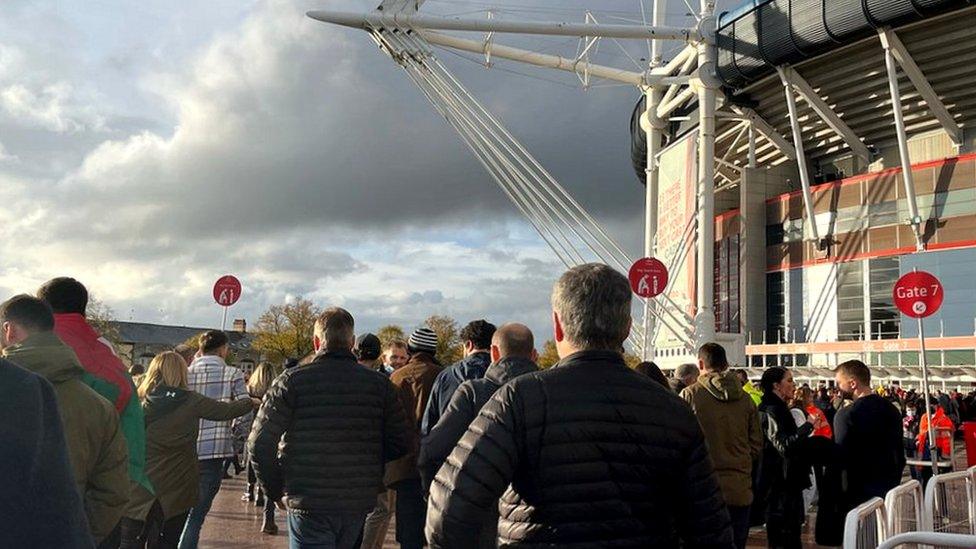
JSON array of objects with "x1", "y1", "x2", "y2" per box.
[
  {"x1": 628, "y1": 257, "x2": 669, "y2": 298},
  {"x1": 893, "y1": 271, "x2": 943, "y2": 319},
  {"x1": 213, "y1": 275, "x2": 242, "y2": 307}
]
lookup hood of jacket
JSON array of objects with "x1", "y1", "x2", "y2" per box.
[
  {"x1": 2, "y1": 332, "x2": 86, "y2": 384},
  {"x1": 143, "y1": 384, "x2": 192, "y2": 423},
  {"x1": 52, "y1": 312, "x2": 133, "y2": 411},
  {"x1": 697, "y1": 371, "x2": 746, "y2": 402},
  {"x1": 448, "y1": 351, "x2": 491, "y2": 384},
  {"x1": 484, "y1": 356, "x2": 538, "y2": 386}
]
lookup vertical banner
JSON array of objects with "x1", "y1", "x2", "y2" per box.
[{"x1": 655, "y1": 133, "x2": 698, "y2": 347}]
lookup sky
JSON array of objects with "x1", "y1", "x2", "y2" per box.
[{"x1": 0, "y1": 0, "x2": 732, "y2": 342}]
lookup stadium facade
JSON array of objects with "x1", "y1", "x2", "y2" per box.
[{"x1": 633, "y1": 0, "x2": 976, "y2": 384}]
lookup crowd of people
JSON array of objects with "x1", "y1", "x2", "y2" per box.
[{"x1": 0, "y1": 266, "x2": 972, "y2": 549}]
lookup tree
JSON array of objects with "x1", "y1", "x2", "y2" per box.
[
  {"x1": 376, "y1": 324, "x2": 405, "y2": 348},
  {"x1": 252, "y1": 298, "x2": 321, "y2": 363},
  {"x1": 537, "y1": 340, "x2": 560, "y2": 369},
  {"x1": 424, "y1": 315, "x2": 462, "y2": 365},
  {"x1": 87, "y1": 294, "x2": 120, "y2": 346}
]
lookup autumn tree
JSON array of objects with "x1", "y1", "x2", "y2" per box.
[
  {"x1": 537, "y1": 340, "x2": 560, "y2": 369},
  {"x1": 424, "y1": 314, "x2": 463, "y2": 365},
  {"x1": 376, "y1": 325, "x2": 405, "y2": 348},
  {"x1": 87, "y1": 294, "x2": 120, "y2": 346},
  {"x1": 252, "y1": 297, "x2": 321, "y2": 363}
]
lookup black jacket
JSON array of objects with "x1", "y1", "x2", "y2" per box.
[
  {"x1": 421, "y1": 351, "x2": 492, "y2": 435},
  {"x1": 834, "y1": 394, "x2": 905, "y2": 507},
  {"x1": 0, "y1": 359, "x2": 93, "y2": 548},
  {"x1": 756, "y1": 392, "x2": 814, "y2": 526},
  {"x1": 426, "y1": 350, "x2": 733, "y2": 548},
  {"x1": 419, "y1": 356, "x2": 538, "y2": 492},
  {"x1": 247, "y1": 350, "x2": 409, "y2": 514}
]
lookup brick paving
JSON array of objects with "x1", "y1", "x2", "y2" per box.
[{"x1": 201, "y1": 474, "x2": 825, "y2": 548}]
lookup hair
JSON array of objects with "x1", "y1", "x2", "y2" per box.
[
  {"x1": 834, "y1": 359, "x2": 871, "y2": 387},
  {"x1": 492, "y1": 323, "x2": 534, "y2": 359},
  {"x1": 198, "y1": 330, "x2": 229, "y2": 354},
  {"x1": 635, "y1": 361, "x2": 670, "y2": 390},
  {"x1": 733, "y1": 369, "x2": 749, "y2": 385},
  {"x1": 460, "y1": 320, "x2": 497, "y2": 350},
  {"x1": 386, "y1": 339, "x2": 407, "y2": 352},
  {"x1": 698, "y1": 343, "x2": 729, "y2": 373},
  {"x1": 173, "y1": 343, "x2": 197, "y2": 365},
  {"x1": 314, "y1": 307, "x2": 355, "y2": 351},
  {"x1": 675, "y1": 362, "x2": 699, "y2": 381},
  {"x1": 760, "y1": 366, "x2": 789, "y2": 395},
  {"x1": 794, "y1": 386, "x2": 813, "y2": 407},
  {"x1": 247, "y1": 361, "x2": 279, "y2": 399},
  {"x1": 129, "y1": 363, "x2": 146, "y2": 377},
  {"x1": 36, "y1": 277, "x2": 89, "y2": 315},
  {"x1": 0, "y1": 294, "x2": 55, "y2": 333},
  {"x1": 138, "y1": 351, "x2": 189, "y2": 399},
  {"x1": 551, "y1": 263, "x2": 632, "y2": 351}
]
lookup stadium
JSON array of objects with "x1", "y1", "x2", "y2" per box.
[{"x1": 628, "y1": 0, "x2": 976, "y2": 384}]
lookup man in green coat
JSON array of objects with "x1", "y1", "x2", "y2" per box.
[{"x1": 0, "y1": 295, "x2": 129, "y2": 546}]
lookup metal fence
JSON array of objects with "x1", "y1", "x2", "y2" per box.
[
  {"x1": 923, "y1": 470, "x2": 975, "y2": 536},
  {"x1": 844, "y1": 497, "x2": 888, "y2": 549},
  {"x1": 885, "y1": 480, "x2": 924, "y2": 539}
]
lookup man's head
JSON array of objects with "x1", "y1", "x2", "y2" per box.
[
  {"x1": 313, "y1": 307, "x2": 355, "y2": 353},
  {"x1": 490, "y1": 323, "x2": 536, "y2": 363},
  {"x1": 697, "y1": 342, "x2": 729, "y2": 373},
  {"x1": 198, "y1": 330, "x2": 230, "y2": 358},
  {"x1": 384, "y1": 340, "x2": 409, "y2": 370},
  {"x1": 354, "y1": 333, "x2": 382, "y2": 364},
  {"x1": 0, "y1": 295, "x2": 55, "y2": 349},
  {"x1": 36, "y1": 277, "x2": 89, "y2": 316},
  {"x1": 733, "y1": 369, "x2": 749, "y2": 387},
  {"x1": 551, "y1": 263, "x2": 632, "y2": 357},
  {"x1": 834, "y1": 359, "x2": 871, "y2": 400},
  {"x1": 674, "y1": 363, "x2": 699, "y2": 386},
  {"x1": 460, "y1": 319, "x2": 496, "y2": 356}
]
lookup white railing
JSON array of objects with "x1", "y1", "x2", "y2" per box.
[
  {"x1": 923, "y1": 470, "x2": 975, "y2": 535},
  {"x1": 877, "y1": 532, "x2": 976, "y2": 549},
  {"x1": 885, "y1": 480, "x2": 924, "y2": 539},
  {"x1": 845, "y1": 497, "x2": 888, "y2": 549}
]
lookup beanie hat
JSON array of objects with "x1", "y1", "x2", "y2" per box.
[
  {"x1": 408, "y1": 327, "x2": 438, "y2": 354},
  {"x1": 355, "y1": 333, "x2": 382, "y2": 361}
]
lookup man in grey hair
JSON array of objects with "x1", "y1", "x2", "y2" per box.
[
  {"x1": 671, "y1": 362, "x2": 700, "y2": 394},
  {"x1": 426, "y1": 263, "x2": 733, "y2": 548}
]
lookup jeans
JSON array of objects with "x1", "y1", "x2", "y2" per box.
[
  {"x1": 728, "y1": 505, "x2": 751, "y2": 549},
  {"x1": 178, "y1": 459, "x2": 225, "y2": 549},
  {"x1": 287, "y1": 510, "x2": 365, "y2": 549},
  {"x1": 393, "y1": 479, "x2": 427, "y2": 549}
]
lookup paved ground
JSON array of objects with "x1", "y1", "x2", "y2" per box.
[{"x1": 200, "y1": 475, "x2": 826, "y2": 548}]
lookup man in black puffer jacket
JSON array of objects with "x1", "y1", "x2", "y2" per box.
[
  {"x1": 426, "y1": 264, "x2": 734, "y2": 548},
  {"x1": 419, "y1": 323, "x2": 538, "y2": 547},
  {"x1": 248, "y1": 307, "x2": 409, "y2": 548}
]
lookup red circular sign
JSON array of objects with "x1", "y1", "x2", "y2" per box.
[
  {"x1": 213, "y1": 275, "x2": 242, "y2": 307},
  {"x1": 893, "y1": 271, "x2": 943, "y2": 318},
  {"x1": 628, "y1": 257, "x2": 669, "y2": 298}
]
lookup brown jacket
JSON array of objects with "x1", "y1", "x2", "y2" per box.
[
  {"x1": 681, "y1": 371, "x2": 763, "y2": 507},
  {"x1": 386, "y1": 352, "x2": 441, "y2": 486}
]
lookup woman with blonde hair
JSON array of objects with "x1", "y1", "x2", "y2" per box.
[
  {"x1": 239, "y1": 361, "x2": 282, "y2": 534},
  {"x1": 120, "y1": 351, "x2": 255, "y2": 549}
]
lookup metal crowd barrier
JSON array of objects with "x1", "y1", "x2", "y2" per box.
[
  {"x1": 923, "y1": 470, "x2": 975, "y2": 535},
  {"x1": 886, "y1": 480, "x2": 925, "y2": 539},
  {"x1": 844, "y1": 497, "x2": 888, "y2": 549},
  {"x1": 877, "y1": 532, "x2": 976, "y2": 549}
]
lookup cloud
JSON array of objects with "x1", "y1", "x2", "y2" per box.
[{"x1": 0, "y1": 0, "x2": 663, "y2": 336}]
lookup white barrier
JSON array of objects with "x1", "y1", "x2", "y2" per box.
[
  {"x1": 877, "y1": 532, "x2": 976, "y2": 549},
  {"x1": 922, "y1": 470, "x2": 974, "y2": 535},
  {"x1": 885, "y1": 480, "x2": 924, "y2": 539},
  {"x1": 844, "y1": 497, "x2": 888, "y2": 549}
]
